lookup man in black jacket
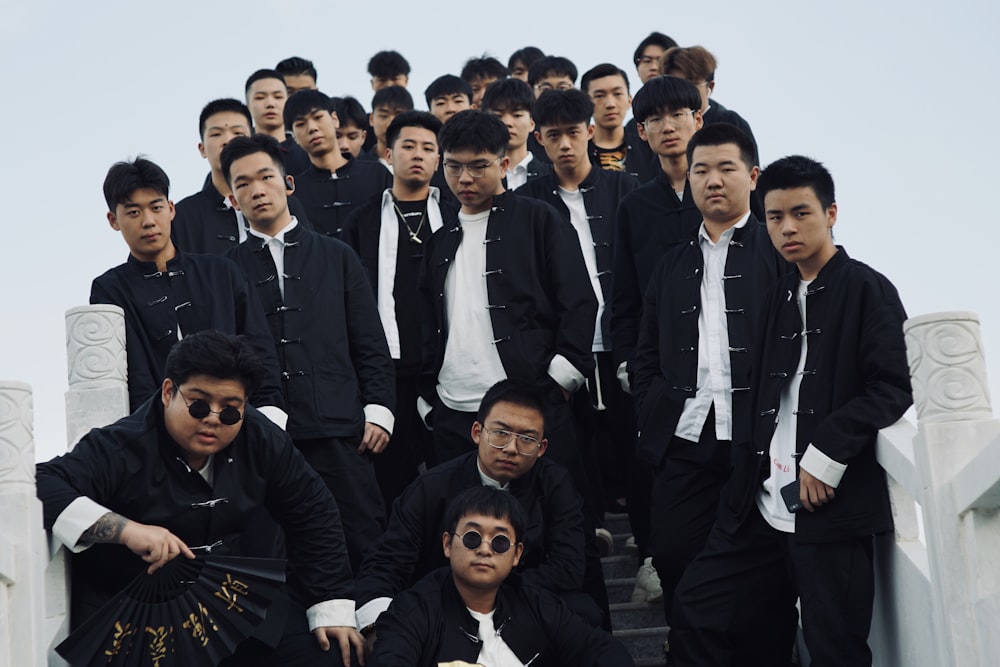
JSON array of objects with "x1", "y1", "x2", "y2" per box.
[
  {"x1": 284, "y1": 90, "x2": 392, "y2": 239},
  {"x1": 632, "y1": 124, "x2": 789, "y2": 629},
  {"x1": 419, "y1": 109, "x2": 597, "y2": 480},
  {"x1": 222, "y1": 134, "x2": 395, "y2": 572},
  {"x1": 670, "y1": 156, "x2": 912, "y2": 666},
  {"x1": 91, "y1": 157, "x2": 285, "y2": 422},
  {"x1": 342, "y1": 110, "x2": 453, "y2": 508},
  {"x1": 171, "y1": 98, "x2": 313, "y2": 256},
  {"x1": 480, "y1": 78, "x2": 552, "y2": 191},
  {"x1": 355, "y1": 380, "x2": 607, "y2": 634},
  {"x1": 370, "y1": 486, "x2": 633, "y2": 666},
  {"x1": 36, "y1": 331, "x2": 362, "y2": 666}
]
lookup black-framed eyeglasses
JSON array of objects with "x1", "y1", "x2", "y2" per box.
[
  {"x1": 442, "y1": 157, "x2": 501, "y2": 179},
  {"x1": 485, "y1": 428, "x2": 542, "y2": 456},
  {"x1": 177, "y1": 387, "x2": 242, "y2": 426},
  {"x1": 455, "y1": 530, "x2": 512, "y2": 554}
]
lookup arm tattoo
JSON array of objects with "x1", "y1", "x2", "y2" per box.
[{"x1": 81, "y1": 512, "x2": 127, "y2": 544}]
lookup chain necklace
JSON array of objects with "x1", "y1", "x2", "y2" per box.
[{"x1": 392, "y1": 197, "x2": 428, "y2": 244}]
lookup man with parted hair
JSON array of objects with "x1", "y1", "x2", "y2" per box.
[
  {"x1": 424, "y1": 74, "x2": 473, "y2": 124},
  {"x1": 670, "y1": 155, "x2": 912, "y2": 666},
  {"x1": 480, "y1": 77, "x2": 552, "y2": 190},
  {"x1": 334, "y1": 96, "x2": 371, "y2": 159},
  {"x1": 527, "y1": 55, "x2": 578, "y2": 97},
  {"x1": 370, "y1": 485, "x2": 634, "y2": 666},
  {"x1": 460, "y1": 55, "x2": 509, "y2": 107},
  {"x1": 582, "y1": 63, "x2": 657, "y2": 183},
  {"x1": 362, "y1": 85, "x2": 415, "y2": 170},
  {"x1": 342, "y1": 110, "x2": 455, "y2": 508},
  {"x1": 221, "y1": 134, "x2": 395, "y2": 573},
  {"x1": 507, "y1": 45, "x2": 544, "y2": 82},
  {"x1": 633, "y1": 31, "x2": 679, "y2": 84},
  {"x1": 245, "y1": 68, "x2": 310, "y2": 175},
  {"x1": 171, "y1": 98, "x2": 312, "y2": 255},
  {"x1": 284, "y1": 89, "x2": 392, "y2": 238},
  {"x1": 368, "y1": 50, "x2": 411, "y2": 90},
  {"x1": 36, "y1": 330, "x2": 363, "y2": 666}
]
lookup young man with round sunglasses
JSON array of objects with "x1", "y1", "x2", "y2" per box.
[
  {"x1": 355, "y1": 380, "x2": 608, "y2": 646},
  {"x1": 371, "y1": 486, "x2": 634, "y2": 666},
  {"x1": 36, "y1": 331, "x2": 364, "y2": 667}
]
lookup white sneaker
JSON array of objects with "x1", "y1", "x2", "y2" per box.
[
  {"x1": 595, "y1": 528, "x2": 613, "y2": 556},
  {"x1": 631, "y1": 556, "x2": 663, "y2": 603},
  {"x1": 624, "y1": 535, "x2": 638, "y2": 554}
]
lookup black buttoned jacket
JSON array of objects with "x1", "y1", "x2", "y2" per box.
[
  {"x1": 631, "y1": 218, "x2": 788, "y2": 466},
  {"x1": 226, "y1": 225, "x2": 395, "y2": 440},
  {"x1": 292, "y1": 157, "x2": 392, "y2": 239},
  {"x1": 418, "y1": 191, "x2": 597, "y2": 400},
  {"x1": 717, "y1": 249, "x2": 912, "y2": 542}
]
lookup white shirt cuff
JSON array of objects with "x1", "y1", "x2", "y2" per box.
[
  {"x1": 257, "y1": 405, "x2": 288, "y2": 430},
  {"x1": 306, "y1": 599, "x2": 356, "y2": 631},
  {"x1": 53, "y1": 497, "x2": 113, "y2": 553},
  {"x1": 617, "y1": 361, "x2": 631, "y2": 394},
  {"x1": 800, "y1": 444, "x2": 848, "y2": 488},
  {"x1": 417, "y1": 397, "x2": 433, "y2": 429},
  {"x1": 364, "y1": 404, "x2": 395, "y2": 436},
  {"x1": 356, "y1": 597, "x2": 392, "y2": 630},
  {"x1": 547, "y1": 354, "x2": 585, "y2": 392}
]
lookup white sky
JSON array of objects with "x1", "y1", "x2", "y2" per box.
[{"x1": 3, "y1": 0, "x2": 998, "y2": 462}]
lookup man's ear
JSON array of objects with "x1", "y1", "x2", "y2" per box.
[
  {"x1": 471, "y1": 420, "x2": 483, "y2": 445},
  {"x1": 442, "y1": 531, "x2": 453, "y2": 558},
  {"x1": 161, "y1": 377, "x2": 175, "y2": 407},
  {"x1": 107, "y1": 211, "x2": 120, "y2": 231},
  {"x1": 285, "y1": 175, "x2": 295, "y2": 193},
  {"x1": 693, "y1": 109, "x2": 704, "y2": 131},
  {"x1": 228, "y1": 194, "x2": 240, "y2": 211},
  {"x1": 511, "y1": 542, "x2": 524, "y2": 567},
  {"x1": 587, "y1": 124, "x2": 596, "y2": 140},
  {"x1": 198, "y1": 142, "x2": 208, "y2": 159},
  {"x1": 536, "y1": 438, "x2": 548, "y2": 458}
]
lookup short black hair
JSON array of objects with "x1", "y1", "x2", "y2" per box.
[
  {"x1": 371, "y1": 85, "x2": 415, "y2": 112},
  {"x1": 758, "y1": 155, "x2": 837, "y2": 210},
  {"x1": 334, "y1": 95, "x2": 369, "y2": 130},
  {"x1": 633, "y1": 31, "x2": 678, "y2": 66},
  {"x1": 275, "y1": 56, "x2": 317, "y2": 82},
  {"x1": 283, "y1": 89, "x2": 336, "y2": 129},
  {"x1": 244, "y1": 68, "x2": 287, "y2": 96},
  {"x1": 221, "y1": 134, "x2": 286, "y2": 185},
  {"x1": 531, "y1": 88, "x2": 593, "y2": 129},
  {"x1": 103, "y1": 157, "x2": 170, "y2": 212},
  {"x1": 475, "y1": 379, "x2": 547, "y2": 429},
  {"x1": 437, "y1": 110, "x2": 509, "y2": 156},
  {"x1": 368, "y1": 50, "x2": 411, "y2": 78},
  {"x1": 508, "y1": 46, "x2": 545, "y2": 72},
  {"x1": 386, "y1": 110, "x2": 442, "y2": 149},
  {"x1": 443, "y1": 486, "x2": 527, "y2": 544},
  {"x1": 164, "y1": 330, "x2": 266, "y2": 398},
  {"x1": 581, "y1": 63, "x2": 630, "y2": 95},
  {"x1": 424, "y1": 75, "x2": 473, "y2": 108},
  {"x1": 481, "y1": 78, "x2": 535, "y2": 114},
  {"x1": 686, "y1": 123, "x2": 757, "y2": 171},
  {"x1": 631, "y1": 75, "x2": 702, "y2": 122},
  {"x1": 461, "y1": 56, "x2": 509, "y2": 82},
  {"x1": 528, "y1": 56, "x2": 578, "y2": 86},
  {"x1": 199, "y1": 98, "x2": 253, "y2": 139}
]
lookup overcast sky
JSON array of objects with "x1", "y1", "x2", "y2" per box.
[{"x1": 3, "y1": 0, "x2": 998, "y2": 462}]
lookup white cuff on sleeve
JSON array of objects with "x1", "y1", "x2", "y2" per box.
[
  {"x1": 800, "y1": 444, "x2": 848, "y2": 488},
  {"x1": 417, "y1": 397, "x2": 433, "y2": 429},
  {"x1": 257, "y1": 405, "x2": 288, "y2": 430},
  {"x1": 617, "y1": 361, "x2": 631, "y2": 394},
  {"x1": 355, "y1": 597, "x2": 393, "y2": 630},
  {"x1": 547, "y1": 354, "x2": 585, "y2": 393},
  {"x1": 306, "y1": 599, "x2": 356, "y2": 631},
  {"x1": 53, "y1": 497, "x2": 114, "y2": 553},
  {"x1": 364, "y1": 404, "x2": 395, "y2": 436}
]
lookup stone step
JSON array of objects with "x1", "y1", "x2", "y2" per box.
[
  {"x1": 605, "y1": 576, "x2": 637, "y2": 604},
  {"x1": 602, "y1": 553, "x2": 639, "y2": 580},
  {"x1": 609, "y1": 601, "x2": 665, "y2": 629},
  {"x1": 612, "y1": 625, "x2": 669, "y2": 661}
]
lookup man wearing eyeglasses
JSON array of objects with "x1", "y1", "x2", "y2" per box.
[
  {"x1": 356, "y1": 380, "x2": 607, "y2": 650},
  {"x1": 371, "y1": 486, "x2": 634, "y2": 666},
  {"x1": 36, "y1": 331, "x2": 364, "y2": 667}
]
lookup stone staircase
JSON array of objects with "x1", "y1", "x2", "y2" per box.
[{"x1": 603, "y1": 512, "x2": 669, "y2": 666}]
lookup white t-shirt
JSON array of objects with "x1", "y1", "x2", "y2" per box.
[
  {"x1": 468, "y1": 607, "x2": 527, "y2": 667},
  {"x1": 438, "y1": 210, "x2": 508, "y2": 412},
  {"x1": 558, "y1": 187, "x2": 606, "y2": 352}
]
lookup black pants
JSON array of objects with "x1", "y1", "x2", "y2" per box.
[
  {"x1": 671, "y1": 508, "x2": 876, "y2": 667},
  {"x1": 295, "y1": 436, "x2": 386, "y2": 572},
  {"x1": 649, "y1": 419, "x2": 731, "y2": 623},
  {"x1": 372, "y1": 375, "x2": 429, "y2": 512}
]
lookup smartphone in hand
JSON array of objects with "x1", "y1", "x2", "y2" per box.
[{"x1": 781, "y1": 480, "x2": 803, "y2": 513}]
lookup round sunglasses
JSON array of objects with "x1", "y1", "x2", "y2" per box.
[
  {"x1": 177, "y1": 388, "x2": 243, "y2": 426},
  {"x1": 454, "y1": 530, "x2": 513, "y2": 554}
]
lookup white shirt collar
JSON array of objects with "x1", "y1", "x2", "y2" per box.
[
  {"x1": 698, "y1": 211, "x2": 750, "y2": 246},
  {"x1": 247, "y1": 216, "x2": 299, "y2": 244}
]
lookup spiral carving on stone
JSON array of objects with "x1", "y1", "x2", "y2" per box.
[
  {"x1": 0, "y1": 383, "x2": 35, "y2": 484},
  {"x1": 904, "y1": 313, "x2": 992, "y2": 422},
  {"x1": 66, "y1": 307, "x2": 127, "y2": 388}
]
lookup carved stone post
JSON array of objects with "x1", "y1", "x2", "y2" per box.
[
  {"x1": 0, "y1": 382, "x2": 47, "y2": 666},
  {"x1": 65, "y1": 305, "x2": 128, "y2": 448},
  {"x1": 904, "y1": 311, "x2": 1000, "y2": 666}
]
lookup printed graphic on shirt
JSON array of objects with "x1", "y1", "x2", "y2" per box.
[{"x1": 594, "y1": 144, "x2": 627, "y2": 172}]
